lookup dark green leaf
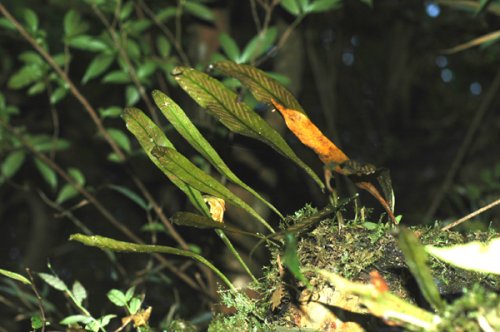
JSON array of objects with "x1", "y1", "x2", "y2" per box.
[
  {"x1": 125, "y1": 85, "x2": 140, "y2": 106},
  {"x1": 8, "y1": 65, "x2": 43, "y2": 90},
  {"x1": 137, "y1": 61, "x2": 156, "y2": 80},
  {"x1": 30, "y1": 135, "x2": 70, "y2": 152},
  {"x1": 56, "y1": 168, "x2": 85, "y2": 204},
  {"x1": 283, "y1": 233, "x2": 311, "y2": 287},
  {"x1": 19, "y1": 51, "x2": 44, "y2": 66},
  {"x1": 156, "y1": 7, "x2": 177, "y2": 22},
  {"x1": 122, "y1": 107, "x2": 208, "y2": 214},
  {"x1": 50, "y1": 86, "x2": 68, "y2": 104},
  {"x1": 107, "y1": 184, "x2": 148, "y2": 210},
  {"x1": 156, "y1": 35, "x2": 171, "y2": 57},
  {"x1": 119, "y1": 1, "x2": 134, "y2": 20},
  {"x1": 68, "y1": 35, "x2": 108, "y2": 52},
  {"x1": 152, "y1": 90, "x2": 283, "y2": 218},
  {"x1": 82, "y1": 54, "x2": 114, "y2": 84},
  {"x1": 212, "y1": 60, "x2": 305, "y2": 113},
  {"x1": 102, "y1": 71, "x2": 130, "y2": 84},
  {"x1": 151, "y1": 146, "x2": 274, "y2": 233},
  {"x1": 64, "y1": 10, "x2": 88, "y2": 39},
  {"x1": 398, "y1": 228, "x2": 445, "y2": 312},
  {"x1": 23, "y1": 9, "x2": 38, "y2": 32},
  {"x1": 219, "y1": 33, "x2": 240, "y2": 62},
  {"x1": 1, "y1": 150, "x2": 25, "y2": 181},
  {"x1": 38, "y1": 272, "x2": 67, "y2": 291},
  {"x1": 27, "y1": 81, "x2": 46, "y2": 95},
  {"x1": 70, "y1": 233, "x2": 236, "y2": 291},
  {"x1": 360, "y1": 0, "x2": 373, "y2": 8},
  {"x1": 0, "y1": 268, "x2": 31, "y2": 285},
  {"x1": 174, "y1": 66, "x2": 324, "y2": 190},
  {"x1": 307, "y1": 0, "x2": 342, "y2": 13},
  {"x1": 0, "y1": 18, "x2": 15, "y2": 30},
  {"x1": 240, "y1": 27, "x2": 277, "y2": 63},
  {"x1": 280, "y1": 0, "x2": 307, "y2": 16},
  {"x1": 183, "y1": 2, "x2": 214, "y2": 22},
  {"x1": 125, "y1": 39, "x2": 141, "y2": 60},
  {"x1": 34, "y1": 158, "x2": 57, "y2": 189},
  {"x1": 99, "y1": 106, "x2": 122, "y2": 118},
  {"x1": 125, "y1": 19, "x2": 152, "y2": 35},
  {"x1": 68, "y1": 168, "x2": 85, "y2": 185},
  {"x1": 107, "y1": 128, "x2": 131, "y2": 153}
]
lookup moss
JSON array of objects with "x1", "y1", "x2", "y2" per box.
[{"x1": 209, "y1": 203, "x2": 499, "y2": 331}]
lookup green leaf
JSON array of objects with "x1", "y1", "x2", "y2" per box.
[
  {"x1": 38, "y1": 272, "x2": 68, "y2": 291},
  {"x1": 70, "y1": 233, "x2": 236, "y2": 292},
  {"x1": 152, "y1": 90, "x2": 283, "y2": 218},
  {"x1": 152, "y1": 146, "x2": 274, "y2": 233},
  {"x1": 1, "y1": 150, "x2": 25, "y2": 181},
  {"x1": 102, "y1": 70, "x2": 130, "y2": 84},
  {"x1": 129, "y1": 297, "x2": 141, "y2": 314},
  {"x1": 8, "y1": 65, "x2": 43, "y2": 90},
  {"x1": 72, "y1": 281, "x2": 87, "y2": 306},
  {"x1": 107, "y1": 184, "x2": 148, "y2": 210},
  {"x1": 240, "y1": 27, "x2": 277, "y2": 63},
  {"x1": 156, "y1": 7, "x2": 177, "y2": 22},
  {"x1": 107, "y1": 128, "x2": 131, "y2": 153},
  {"x1": 0, "y1": 268, "x2": 31, "y2": 285},
  {"x1": 56, "y1": 168, "x2": 85, "y2": 204},
  {"x1": 19, "y1": 51, "x2": 44, "y2": 66},
  {"x1": 31, "y1": 315, "x2": 43, "y2": 329},
  {"x1": 174, "y1": 66, "x2": 324, "y2": 190},
  {"x1": 360, "y1": 0, "x2": 373, "y2": 8},
  {"x1": 476, "y1": 0, "x2": 494, "y2": 15},
  {"x1": 64, "y1": 10, "x2": 88, "y2": 39},
  {"x1": 125, "y1": 85, "x2": 140, "y2": 106},
  {"x1": 219, "y1": 33, "x2": 240, "y2": 62},
  {"x1": 120, "y1": 1, "x2": 134, "y2": 20},
  {"x1": 23, "y1": 9, "x2": 38, "y2": 32},
  {"x1": 280, "y1": 0, "x2": 307, "y2": 16},
  {"x1": 30, "y1": 135, "x2": 70, "y2": 152},
  {"x1": 307, "y1": 0, "x2": 342, "y2": 13},
  {"x1": 28, "y1": 81, "x2": 46, "y2": 95},
  {"x1": 125, "y1": 286, "x2": 135, "y2": 302},
  {"x1": 398, "y1": 228, "x2": 445, "y2": 312},
  {"x1": 60, "y1": 314, "x2": 93, "y2": 325},
  {"x1": 183, "y1": 2, "x2": 214, "y2": 22},
  {"x1": 99, "y1": 106, "x2": 122, "y2": 118},
  {"x1": 426, "y1": 238, "x2": 500, "y2": 275},
  {"x1": 212, "y1": 60, "x2": 305, "y2": 113},
  {"x1": 283, "y1": 233, "x2": 311, "y2": 287},
  {"x1": 125, "y1": 19, "x2": 152, "y2": 36},
  {"x1": 137, "y1": 61, "x2": 156, "y2": 80},
  {"x1": 98, "y1": 314, "x2": 116, "y2": 327},
  {"x1": 34, "y1": 158, "x2": 57, "y2": 189},
  {"x1": 82, "y1": 54, "x2": 114, "y2": 84},
  {"x1": 0, "y1": 18, "x2": 15, "y2": 30},
  {"x1": 107, "y1": 289, "x2": 127, "y2": 307},
  {"x1": 50, "y1": 86, "x2": 68, "y2": 104},
  {"x1": 156, "y1": 35, "x2": 171, "y2": 57},
  {"x1": 122, "y1": 107, "x2": 208, "y2": 214},
  {"x1": 171, "y1": 212, "x2": 259, "y2": 238},
  {"x1": 68, "y1": 35, "x2": 108, "y2": 52}
]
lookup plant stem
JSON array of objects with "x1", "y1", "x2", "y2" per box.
[{"x1": 25, "y1": 269, "x2": 46, "y2": 332}]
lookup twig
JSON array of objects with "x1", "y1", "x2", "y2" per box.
[
  {"x1": 25, "y1": 268, "x2": 46, "y2": 332},
  {"x1": 425, "y1": 69, "x2": 500, "y2": 221},
  {"x1": 441, "y1": 198, "x2": 500, "y2": 231}
]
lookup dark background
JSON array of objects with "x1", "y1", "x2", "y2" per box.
[{"x1": 1, "y1": 0, "x2": 499, "y2": 330}]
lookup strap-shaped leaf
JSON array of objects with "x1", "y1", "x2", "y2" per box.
[
  {"x1": 398, "y1": 228, "x2": 445, "y2": 313},
  {"x1": 211, "y1": 60, "x2": 305, "y2": 114},
  {"x1": 172, "y1": 211, "x2": 261, "y2": 238},
  {"x1": 173, "y1": 66, "x2": 324, "y2": 190},
  {"x1": 122, "y1": 107, "x2": 208, "y2": 214},
  {"x1": 151, "y1": 146, "x2": 275, "y2": 233},
  {"x1": 152, "y1": 89, "x2": 283, "y2": 219}
]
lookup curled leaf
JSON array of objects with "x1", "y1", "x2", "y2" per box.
[{"x1": 204, "y1": 196, "x2": 225, "y2": 222}]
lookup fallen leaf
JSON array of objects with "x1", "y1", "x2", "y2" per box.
[
  {"x1": 121, "y1": 306, "x2": 152, "y2": 328},
  {"x1": 271, "y1": 284, "x2": 284, "y2": 311}
]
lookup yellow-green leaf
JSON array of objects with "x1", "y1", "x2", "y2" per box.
[
  {"x1": 151, "y1": 146, "x2": 274, "y2": 233},
  {"x1": 0, "y1": 268, "x2": 31, "y2": 285},
  {"x1": 152, "y1": 90, "x2": 283, "y2": 219}
]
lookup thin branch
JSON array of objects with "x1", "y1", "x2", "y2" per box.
[
  {"x1": 425, "y1": 69, "x2": 500, "y2": 221},
  {"x1": 441, "y1": 198, "x2": 500, "y2": 231},
  {"x1": 25, "y1": 268, "x2": 46, "y2": 332}
]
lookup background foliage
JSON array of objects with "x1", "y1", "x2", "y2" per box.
[{"x1": 0, "y1": 0, "x2": 499, "y2": 330}]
